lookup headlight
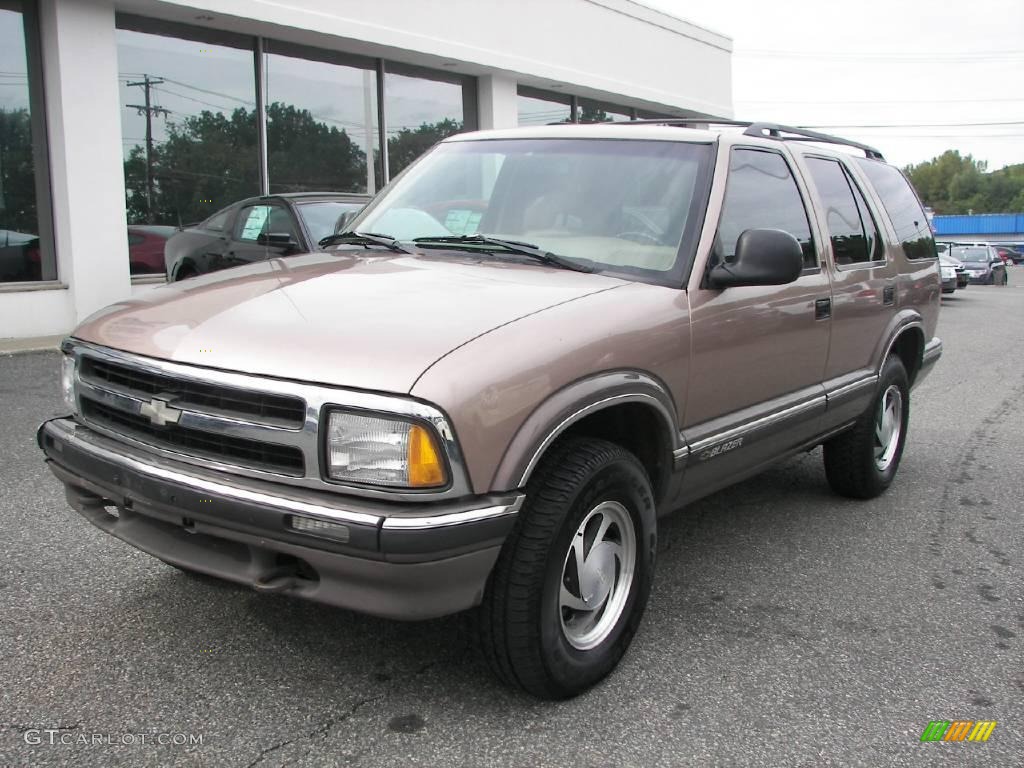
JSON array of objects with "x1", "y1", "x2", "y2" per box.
[
  {"x1": 60, "y1": 354, "x2": 77, "y2": 414},
  {"x1": 325, "y1": 411, "x2": 447, "y2": 488}
]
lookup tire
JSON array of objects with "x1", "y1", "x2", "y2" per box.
[
  {"x1": 479, "y1": 437, "x2": 657, "y2": 699},
  {"x1": 823, "y1": 355, "x2": 910, "y2": 499},
  {"x1": 175, "y1": 265, "x2": 198, "y2": 281}
]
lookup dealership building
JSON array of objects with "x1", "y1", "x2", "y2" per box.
[{"x1": 0, "y1": 0, "x2": 732, "y2": 341}]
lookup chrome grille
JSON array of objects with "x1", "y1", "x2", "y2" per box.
[
  {"x1": 81, "y1": 399, "x2": 305, "y2": 476},
  {"x1": 80, "y1": 357, "x2": 305, "y2": 428},
  {"x1": 65, "y1": 341, "x2": 474, "y2": 502}
]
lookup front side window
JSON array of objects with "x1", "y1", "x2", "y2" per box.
[
  {"x1": 235, "y1": 204, "x2": 295, "y2": 242},
  {"x1": 805, "y1": 157, "x2": 881, "y2": 266},
  {"x1": 352, "y1": 138, "x2": 714, "y2": 286},
  {"x1": 856, "y1": 159, "x2": 935, "y2": 260},
  {"x1": 715, "y1": 148, "x2": 816, "y2": 268},
  {"x1": 296, "y1": 201, "x2": 364, "y2": 245}
]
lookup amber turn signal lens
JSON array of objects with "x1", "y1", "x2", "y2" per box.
[{"x1": 407, "y1": 424, "x2": 446, "y2": 487}]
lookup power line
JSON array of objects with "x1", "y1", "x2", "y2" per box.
[{"x1": 126, "y1": 75, "x2": 170, "y2": 223}]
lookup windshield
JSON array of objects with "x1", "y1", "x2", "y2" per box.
[
  {"x1": 953, "y1": 246, "x2": 990, "y2": 263},
  {"x1": 297, "y1": 201, "x2": 364, "y2": 247},
  {"x1": 350, "y1": 138, "x2": 714, "y2": 284}
]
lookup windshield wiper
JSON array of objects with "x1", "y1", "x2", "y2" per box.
[
  {"x1": 412, "y1": 234, "x2": 594, "y2": 273},
  {"x1": 318, "y1": 231, "x2": 415, "y2": 254}
]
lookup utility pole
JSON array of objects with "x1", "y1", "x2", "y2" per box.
[{"x1": 126, "y1": 75, "x2": 169, "y2": 223}]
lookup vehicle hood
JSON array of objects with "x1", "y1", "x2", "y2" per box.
[{"x1": 73, "y1": 251, "x2": 627, "y2": 393}]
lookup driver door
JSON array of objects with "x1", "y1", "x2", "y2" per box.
[{"x1": 679, "y1": 146, "x2": 832, "y2": 501}]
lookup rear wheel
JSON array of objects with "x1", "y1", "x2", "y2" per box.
[
  {"x1": 823, "y1": 355, "x2": 910, "y2": 499},
  {"x1": 175, "y1": 265, "x2": 198, "y2": 281},
  {"x1": 479, "y1": 437, "x2": 656, "y2": 699}
]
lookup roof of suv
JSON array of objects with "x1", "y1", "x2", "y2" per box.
[{"x1": 446, "y1": 121, "x2": 885, "y2": 162}]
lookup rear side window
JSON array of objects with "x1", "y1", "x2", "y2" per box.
[
  {"x1": 715, "y1": 148, "x2": 816, "y2": 268},
  {"x1": 805, "y1": 157, "x2": 882, "y2": 266},
  {"x1": 856, "y1": 159, "x2": 936, "y2": 259}
]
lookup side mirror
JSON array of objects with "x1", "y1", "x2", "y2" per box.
[
  {"x1": 258, "y1": 232, "x2": 298, "y2": 250},
  {"x1": 707, "y1": 229, "x2": 804, "y2": 288}
]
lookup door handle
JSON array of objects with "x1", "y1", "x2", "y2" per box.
[{"x1": 815, "y1": 297, "x2": 832, "y2": 320}]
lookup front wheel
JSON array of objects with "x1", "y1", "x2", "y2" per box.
[
  {"x1": 479, "y1": 437, "x2": 656, "y2": 699},
  {"x1": 823, "y1": 355, "x2": 910, "y2": 499}
]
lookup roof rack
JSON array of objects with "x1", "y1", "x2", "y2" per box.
[{"x1": 602, "y1": 118, "x2": 885, "y2": 161}]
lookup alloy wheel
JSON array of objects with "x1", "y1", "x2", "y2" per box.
[
  {"x1": 559, "y1": 500, "x2": 637, "y2": 651},
  {"x1": 874, "y1": 384, "x2": 903, "y2": 472}
]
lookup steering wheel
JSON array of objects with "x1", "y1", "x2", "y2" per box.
[
  {"x1": 615, "y1": 209, "x2": 665, "y2": 245},
  {"x1": 614, "y1": 230, "x2": 662, "y2": 245}
]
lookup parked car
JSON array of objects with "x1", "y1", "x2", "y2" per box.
[
  {"x1": 41, "y1": 121, "x2": 942, "y2": 699},
  {"x1": 953, "y1": 245, "x2": 1008, "y2": 285},
  {"x1": 936, "y1": 243, "x2": 969, "y2": 289},
  {"x1": 993, "y1": 244, "x2": 1021, "y2": 265},
  {"x1": 164, "y1": 192, "x2": 370, "y2": 280},
  {"x1": 127, "y1": 225, "x2": 177, "y2": 276},
  {"x1": 938, "y1": 254, "x2": 960, "y2": 293}
]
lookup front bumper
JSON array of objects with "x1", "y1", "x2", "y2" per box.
[{"x1": 38, "y1": 418, "x2": 522, "y2": 620}]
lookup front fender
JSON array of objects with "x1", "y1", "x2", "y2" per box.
[{"x1": 490, "y1": 370, "x2": 681, "y2": 492}]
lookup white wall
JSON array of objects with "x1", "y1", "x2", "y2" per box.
[{"x1": 0, "y1": 0, "x2": 130, "y2": 341}]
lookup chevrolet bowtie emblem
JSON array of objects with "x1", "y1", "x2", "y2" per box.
[{"x1": 139, "y1": 398, "x2": 182, "y2": 427}]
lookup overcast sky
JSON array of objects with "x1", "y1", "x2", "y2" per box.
[{"x1": 642, "y1": 0, "x2": 1024, "y2": 171}]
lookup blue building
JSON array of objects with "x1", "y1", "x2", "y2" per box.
[{"x1": 932, "y1": 213, "x2": 1024, "y2": 243}]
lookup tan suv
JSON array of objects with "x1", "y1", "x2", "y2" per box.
[{"x1": 39, "y1": 121, "x2": 942, "y2": 699}]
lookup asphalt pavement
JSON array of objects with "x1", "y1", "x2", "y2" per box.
[{"x1": 1, "y1": 271, "x2": 1022, "y2": 767}]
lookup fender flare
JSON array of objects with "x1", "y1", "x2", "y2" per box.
[
  {"x1": 490, "y1": 370, "x2": 682, "y2": 492},
  {"x1": 874, "y1": 310, "x2": 925, "y2": 375}
]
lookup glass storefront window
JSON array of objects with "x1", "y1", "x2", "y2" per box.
[
  {"x1": 385, "y1": 71, "x2": 465, "y2": 178},
  {"x1": 0, "y1": 1, "x2": 50, "y2": 283},
  {"x1": 518, "y1": 92, "x2": 571, "y2": 126},
  {"x1": 264, "y1": 51, "x2": 379, "y2": 195},
  {"x1": 116, "y1": 28, "x2": 258, "y2": 238}
]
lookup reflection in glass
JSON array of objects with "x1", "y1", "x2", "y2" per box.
[
  {"x1": 265, "y1": 54, "x2": 378, "y2": 195},
  {"x1": 116, "y1": 29, "x2": 258, "y2": 233},
  {"x1": 385, "y1": 72, "x2": 464, "y2": 179},
  {"x1": 0, "y1": 3, "x2": 42, "y2": 282},
  {"x1": 579, "y1": 100, "x2": 632, "y2": 123},
  {"x1": 518, "y1": 94, "x2": 571, "y2": 126}
]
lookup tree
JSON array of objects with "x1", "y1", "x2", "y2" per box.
[
  {"x1": 124, "y1": 102, "x2": 368, "y2": 226},
  {"x1": 904, "y1": 151, "x2": 1024, "y2": 215},
  {"x1": 386, "y1": 118, "x2": 463, "y2": 178}
]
